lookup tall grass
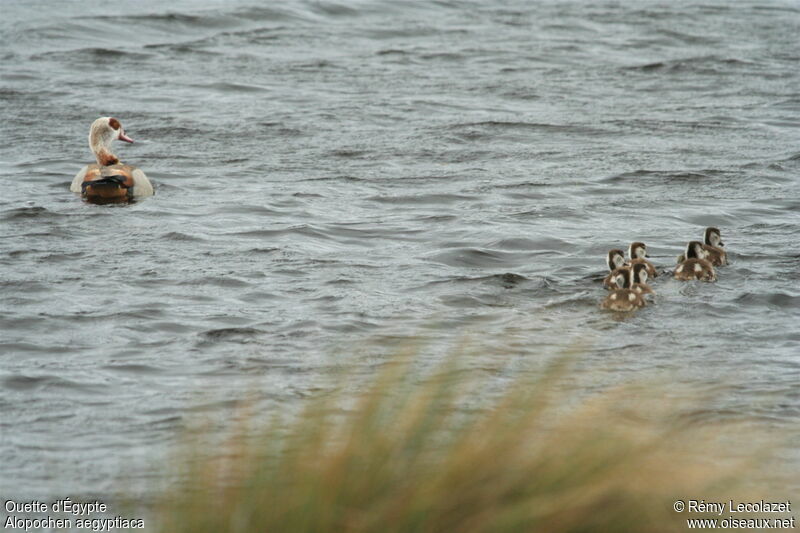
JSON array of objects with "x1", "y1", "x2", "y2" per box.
[{"x1": 150, "y1": 352, "x2": 789, "y2": 533}]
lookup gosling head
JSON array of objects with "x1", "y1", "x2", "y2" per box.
[
  {"x1": 628, "y1": 241, "x2": 649, "y2": 260},
  {"x1": 630, "y1": 262, "x2": 649, "y2": 285},
  {"x1": 685, "y1": 240, "x2": 707, "y2": 260},
  {"x1": 613, "y1": 266, "x2": 632, "y2": 289},
  {"x1": 606, "y1": 249, "x2": 626, "y2": 271},
  {"x1": 704, "y1": 227, "x2": 724, "y2": 248}
]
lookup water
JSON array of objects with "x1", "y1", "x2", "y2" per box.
[{"x1": 1, "y1": 0, "x2": 799, "y2": 500}]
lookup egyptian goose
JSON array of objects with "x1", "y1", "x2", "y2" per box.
[
  {"x1": 600, "y1": 267, "x2": 648, "y2": 312},
  {"x1": 674, "y1": 241, "x2": 717, "y2": 281},
  {"x1": 602, "y1": 249, "x2": 628, "y2": 289},
  {"x1": 627, "y1": 241, "x2": 658, "y2": 278},
  {"x1": 70, "y1": 117, "x2": 153, "y2": 202},
  {"x1": 701, "y1": 227, "x2": 727, "y2": 266}
]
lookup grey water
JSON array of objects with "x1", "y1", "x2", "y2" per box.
[{"x1": 1, "y1": 0, "x2": 799, "y2": 502}]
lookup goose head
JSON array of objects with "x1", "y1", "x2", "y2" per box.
[
  {"x1": 685, "y1": 240, "x2": 707, "y2": 260},
  {"x1": 630, "y1": 262, "x2": 649, "y2": 285},
  {"x1": 606, "y1": 249, "x2": 626, "y2": 271},
  {"x1": 704, "y1": 227, "x2": 724, "y2": 248},
  {"x1": 628, "y1": 241, "x2": 649, "y2": 260},
  {"x1": 89, "y1": 117, "x2": 134, "y2": 166},
  {"x1": 612, "y1": 266, "x2": 632, "y2": 289}
]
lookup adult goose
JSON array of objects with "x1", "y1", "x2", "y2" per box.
[{"x1": 70, "y1": 117, "x2": 153, "y2": 202}]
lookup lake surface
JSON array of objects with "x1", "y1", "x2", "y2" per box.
[{"x1": 1, "y1": 0, "x2": 799, "y2": 501}]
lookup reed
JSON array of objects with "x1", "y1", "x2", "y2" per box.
[{"x1": 149, "y1": 352, "x2": 787, "y2": 533}]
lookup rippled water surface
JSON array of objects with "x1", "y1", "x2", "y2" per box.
[{"x1": 1, "y1": 0, "x2": 799, "y2": 500}]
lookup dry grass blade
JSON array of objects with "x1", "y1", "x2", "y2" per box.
[{"x1": 148, "y1": 348, "x2": 792, "y2": 533}]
